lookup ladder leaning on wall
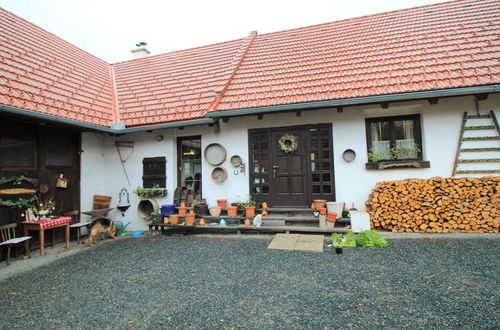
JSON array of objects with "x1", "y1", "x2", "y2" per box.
[{"x1": 452, "y1": 110, "x2": 500, "y2": 177}]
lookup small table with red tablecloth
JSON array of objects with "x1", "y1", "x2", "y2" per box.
[{"x1": 22, "y1": 217, "x2": 71, "y2": 256}]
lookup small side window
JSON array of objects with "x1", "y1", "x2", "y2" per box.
[{"x1": 143, "y1": 157, "x2": 166, "y2": 188}]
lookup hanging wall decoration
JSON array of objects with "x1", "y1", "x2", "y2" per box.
[{"x1": 278, "y1": 133, "x2": 298, "y2": 153}]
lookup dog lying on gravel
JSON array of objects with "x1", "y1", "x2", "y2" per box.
[{"x1": 84, "y1": 218, "x2": 117, "y2": 246}]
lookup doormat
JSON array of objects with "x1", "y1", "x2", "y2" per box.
[{"x1": 267, "y1": 234, "x2": 324, "y2": 253}]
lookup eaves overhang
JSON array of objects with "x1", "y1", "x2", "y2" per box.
[
  {"x1": 206, "y1": 85, "x2": 500, "y2": 118},
  {"x1": 0, "y1": 104, "x2": 214, "y2": 134}
]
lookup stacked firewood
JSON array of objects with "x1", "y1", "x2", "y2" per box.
[{"x1": 366, "y1": 176, "x2": 499, "y2": 233}]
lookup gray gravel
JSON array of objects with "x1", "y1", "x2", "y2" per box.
[{"x1": 0, "y1": 235, "x2": 499, "y2": 329}]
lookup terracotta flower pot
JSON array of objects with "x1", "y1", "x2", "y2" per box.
[
  {"x1": 327, "y1": 211, "x2": 337, "y2": 222},
  {"x1": 185, "y1": 214, "x2": 195, "y2": 225},
  {"x1": 178, "y1": 206, "x2": 187, "y2": 216},
  {"x1": 244, "y1": 219, "x2": 251, "y2": 226},
  {"x1": 261, "y1": 202, "x2": 268, "y2": 209},
  {"x1": 209, "y1": 206, "x2": 221, "y2": 217},
  {"x1": 163, "y1": 216, "x2": 169, "y2": 224},
  {"x1": 217, "y1": 199, "x2": 227, "y2": 209},
  {"x1": 314, "y1": 199, "x2": 327, "y2": 209},
  {"x1": 245, "y1": 206, "x2": 256, "y2": 218},
  {"x1": 199, "y1": 218, "x2": 206, "y2": 226},
  {"x1": 169, "y1": 214, "x2": 179, "y2": 225},
  {"x1": 310, "y1": 202, "x2": 316, "y2": 210},
  {"x1": 227, "y1": 205, "x2": 238, "y2": 217},
  {"x1": 319, "y1": 207, "x2": 327, "y2": 215}
]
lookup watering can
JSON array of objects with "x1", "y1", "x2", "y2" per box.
[{"x1": 115, "y1": 221, "x2": 131, "y2": 236}]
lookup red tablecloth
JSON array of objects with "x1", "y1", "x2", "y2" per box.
[{"x1": 23, "y1": 217, "x2": 72, "y2": 229}]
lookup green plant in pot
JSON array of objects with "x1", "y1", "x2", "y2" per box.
[
  {"x1": 149, "y1": 210, "x2": 164, "y2": 224},
  {"x1": 133, "y1": 184, "x2": 166, "y2": 198},
  {"x1": 242, "y1": 195, "x2": 257, "y2": 217}
]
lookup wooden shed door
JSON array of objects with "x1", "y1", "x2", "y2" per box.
[{"x1": 249, "y1": 124, "x2": 334, "y2": 207}]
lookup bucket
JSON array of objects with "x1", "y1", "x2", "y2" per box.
[
  {"x1": 137, "y1": 199, "x2": 159, "y2": 219},
  {"x1": 194, "y1": 204, "x2": 209, "y2": 216},
  {"x1": 161, "y1": 204, "x2": 176, "y2": 216},
  {"x1": 326, "y1": 202, "x2": 344, "y2": 216},
  {"x1": 327, "y1": 211, "x2": 337, "y2": 222}
]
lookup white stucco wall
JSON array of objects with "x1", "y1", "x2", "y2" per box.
[{"x1": 81, "y1": 94, "x2": 500, "y2": 230}]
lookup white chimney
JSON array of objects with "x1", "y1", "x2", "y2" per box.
[{"x1": 131, "y1": 42, "x2": 150, "y2": 59}]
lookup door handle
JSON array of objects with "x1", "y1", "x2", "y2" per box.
[{"x1": 272, "y1": 165, "x2": 279, "y2": 179}]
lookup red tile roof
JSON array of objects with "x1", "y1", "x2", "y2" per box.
[
  {"x1": 0, "y1": 0, "x2": 499, "y2": 128},
  {"x1": 112, "y1": 35, "x2": 253, "y2": 127},
  {"x1": 0, "y1": 8, "x2": 114, "y2": 127},
  {"x1": 216, "y1": 0, "x2": 500, "y2": 110}
]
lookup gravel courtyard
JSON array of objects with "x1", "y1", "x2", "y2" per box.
[{"x1": 1, "y1": 235, "x2": 499, "y2": 329}]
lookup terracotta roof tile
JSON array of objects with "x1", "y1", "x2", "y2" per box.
[
  {"x1": 0, "y1": 8, "x2": 114, "y2": 126},
  {"x1": 1, "y1": 0, "x2": 499, "y2": 128},
  {"x1": 216, "y1": 0, "x2": 500, "y2": 111}
]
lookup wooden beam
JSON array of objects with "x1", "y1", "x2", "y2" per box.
[
  {"x1": 475, "y1": 93, "x2": 489, "y2": 101},
  {"x1": 427, "y1": 97, "x2": 439, "y2": 105}
]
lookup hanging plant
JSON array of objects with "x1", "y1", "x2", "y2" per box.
[{"x1": 278, "y1": 134, "x2": 298, "y2": 153}]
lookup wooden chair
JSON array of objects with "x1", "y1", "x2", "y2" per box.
[
  {"x1": 0, "y1": 223, "x2": 31, "y2": 265},
  {"x1": 65, "y1": 210, "x2": 91, "y2": 244}
]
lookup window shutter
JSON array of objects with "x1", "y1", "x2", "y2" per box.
[{"x1": 142, "y1": 157, "x2": 166, "y2": 188}]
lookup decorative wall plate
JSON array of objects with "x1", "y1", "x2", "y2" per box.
[
  {"x1": 204, "y1": 143, "x2": 227, "y2": 166},
  {"x1": 230, "y1": 155, "x2": 243, "y2": 167},
  {"x1": 211, "y1": 167, "x2": 228, "y2": 183}
]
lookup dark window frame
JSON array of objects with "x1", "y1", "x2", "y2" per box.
[
  {"x1": 365, "y1": 114, "x2": 423, "y2": 162},
  {"x1": 176, "y1": 136, "x2": 202, "y2": 198},
  {"x1": 142, "y1": 157, "x2": 166, "y2": 188}
]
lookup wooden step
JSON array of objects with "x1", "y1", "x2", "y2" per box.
[
  {"x1": 457, "y1": 158, "x2": 500, "y2": 163},
  {"x1": 455, "y1": 169, "x2": 500, "y2": 174},
  {"x1": 464, "y1": 125, "x2": 496, "y2": 130},
  {"x1": 467, "y1": 114, "x2": 491, "y2": 119},
  {"x1": 460, "y1": 147, "x2": 500, "y2": 152},
  {"x1": 200, "y1": 215, "x2": 351, "y2": 223},
  {"x1": 257, "y1": 207, "x2": 313, "y2": 213},
  {"x1": 462, "y1": 136, "x2": 500, "y2": 141},
  {"x1": 149, "y1": 223, "x2": 350, "y2": 234}
]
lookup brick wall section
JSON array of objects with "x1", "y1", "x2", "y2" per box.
[{"x1": 366, "y1": 176, "x2": 499, "y2": 233}]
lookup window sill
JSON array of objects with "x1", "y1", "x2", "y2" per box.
[{"x1": 365, "y1": 160, "x2": 430, "y2": 170}]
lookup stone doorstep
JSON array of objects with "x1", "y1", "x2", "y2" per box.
[{"x1": 267, "y1": 233, "x2": 324, "y2": 253}]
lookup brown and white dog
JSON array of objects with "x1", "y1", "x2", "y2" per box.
[{"x1": 84, "y1": 217, "x2": 117, "y2": 246}]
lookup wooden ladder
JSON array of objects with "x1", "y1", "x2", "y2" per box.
[{"x1": 452, "y1": 110, "x2": 500, "y2": 176}]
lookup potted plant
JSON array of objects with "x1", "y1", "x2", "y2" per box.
[
  {"x1": 331, "y1": 233, "x2": 343, "y2": 254},
  {"x1": 133, "y1": 184, "x2": 166, "y2": 198},
  {"x1": 150, "y1": 211, "x2": 163, "y2": 224},
  {"x1": 242, "y1": 195, "x2": 256, "y2": 217}
]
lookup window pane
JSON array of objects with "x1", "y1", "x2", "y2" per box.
[
  {"x1": 45, "y1": 132, "x2": 73, "y2": 166},
  {"x1": 179, "y1": 138, "x2": 201, "y2": 192},
  {"x1": 0, "y1": 126, "x2": 36, "y2": 166},
  {"x1": 394, "y1": 120, "x2": 417, "y2": 158},
  {"x1": 370, "y1": 121, "x2": 391, "y2": 159}
]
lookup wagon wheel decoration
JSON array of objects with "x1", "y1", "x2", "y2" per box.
[{"x1": 278, "y1": 134, "x2": 298, "y2": 153}]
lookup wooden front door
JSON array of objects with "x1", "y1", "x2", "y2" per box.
[
  {"x1": 271, "y1": 128, "x2": 308, "y2": 206},
  {"x1": 249, "y1": 124, "x2": 334, "y2": 207}
]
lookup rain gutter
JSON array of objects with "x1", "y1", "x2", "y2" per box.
[
  {"x1": 206, "y1": 85, "x2": 500, "y2": 118},
  {"x1": 0, "y1": 104, "x2": 214, "y2": 134}
]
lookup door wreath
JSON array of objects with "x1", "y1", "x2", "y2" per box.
[{"x1": 279, "y1": 134, "x2": 298, "y2": 153}]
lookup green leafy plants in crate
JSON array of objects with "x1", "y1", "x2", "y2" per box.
[
  {"x1": 330, "y1": 232, "x2": 357, "y2": 247},
  {"x1": 356, "y1": 230, "x2": 389, "y2": 247}
]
